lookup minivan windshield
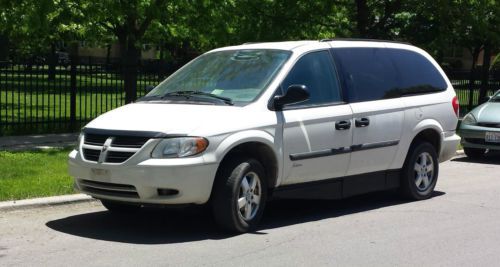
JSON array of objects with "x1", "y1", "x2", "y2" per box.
[{"x1": 142, "y1": 49, "x2": 291, "y2": 104}]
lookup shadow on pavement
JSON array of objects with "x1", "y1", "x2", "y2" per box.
[
  {"x1": 46, "y1": 191, "x2": 445, "y2": 244},
  {"x1": 452, "y1": 151, "x2": 500, "y2": 165}
]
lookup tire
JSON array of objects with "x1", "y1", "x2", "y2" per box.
[
  {"x1": 101, "y1": 200, "x2": 141, "y2": 213},
  {"x1": 211, "y1": 157, "x2": 267, "y2": 233},
  {"x1": 464, "y1": 147, "x2": 486, "y2": 159},
  {"x1": 400, "y1": 142, "x2": 439, "y2": 200}
]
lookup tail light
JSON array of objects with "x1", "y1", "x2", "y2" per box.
[{"x1": 452, "y1": 96, "x2": 459, "y2": 117}]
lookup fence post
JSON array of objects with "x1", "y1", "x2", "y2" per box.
[{"x1": 69, "y1": 55, "x2": 77, "y2": 130}]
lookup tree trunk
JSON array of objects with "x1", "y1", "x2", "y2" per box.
[
  {"x1": 355, "y1": 0, "x2": 369, "y2": 37},
  {"x1": 436, "y1": 49, "x2": 444, "y2": 66},
  {"x1": 0, "y1": 34, "x2": 8, "y2": 61},
  {"x1": 120, "y1": 38, "x2": 140, "y2": 104},
  {"x1": 48, "y1": 43, "x2": 56, "y2": 81},
  {"x1": 479, "y1": 44, "x2": 492, "y2": 104},
  {"x1": 468, "y1": 47, "x2": 481, "y2": 109},
  {"x1": 105, "y1": 44, "x2": 112, "y2": 67}
]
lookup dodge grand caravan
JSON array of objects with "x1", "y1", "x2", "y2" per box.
[{"x1": 69, "y1": 39, "x2": 460, "y2": 232}]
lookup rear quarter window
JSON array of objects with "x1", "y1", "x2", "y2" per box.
[
  {"x1": 389, "y1": 49, "x2": 448, "y2": 97},
  {"x1": 332, "y1": 47, "x2": 447, "y2": 102}
]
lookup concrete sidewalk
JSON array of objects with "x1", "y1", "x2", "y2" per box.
[{"x1": 0, "y1": 133, "x2": 79, "y2": 151}]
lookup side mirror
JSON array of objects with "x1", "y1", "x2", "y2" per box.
[
  {"x1": 273, "y1": 84, "x2": 310, "y2": 110},
  {"x1": 145, "y1": 85, "x2": 155, "y2": 93}
]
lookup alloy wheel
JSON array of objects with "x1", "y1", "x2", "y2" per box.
[
  {"x1": 237, "y1": 171, "x2": 262, "y2": 221},
  {"x1": 414, "y1": 152, "x2": 435, "y2": 192}
]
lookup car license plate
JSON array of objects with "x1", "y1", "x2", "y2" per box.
[
  {"x1": 90, "y1": 168, "x2": 110, "y2": 180},
  {"x1": 485, "y1": 132, "x2": 500, "y2": 143}
]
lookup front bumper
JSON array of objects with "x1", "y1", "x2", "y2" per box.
[
  {"x1": 68, "y1": 150, "x2": 219, "y2": 205},
  {"x1": 459, "y1": 124, "x2": 500, "y2": 150}
]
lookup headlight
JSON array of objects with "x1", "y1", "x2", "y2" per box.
[
  {"x1": 151, "y1": 137, "x2": 209, "y2": 158},
  {"x1": 462, "y1": 113, "x2": 477, "y2": 125}
]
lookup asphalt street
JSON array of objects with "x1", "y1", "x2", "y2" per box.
[{"x1": 1, "y1": 153, "x2": 500, "y2": 266}]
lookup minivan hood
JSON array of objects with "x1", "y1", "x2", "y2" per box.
[
  {"x1": 471, "y1": 102, "x2": 500, "y2": 123},
  {"x1": 85, "y1": 103, "x2": 247, "y2": 135}
]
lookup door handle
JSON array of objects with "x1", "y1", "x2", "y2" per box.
[
  {"x1": 355, "y1": 117, "x2": 370, "y2": 127},
  {"x1": 335, "y1": 120, "x2": 351, "y2": 130}
]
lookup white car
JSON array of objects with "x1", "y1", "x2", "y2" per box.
[{"x1": 69, "y1": 39, "x2": 460, "y2": 232}]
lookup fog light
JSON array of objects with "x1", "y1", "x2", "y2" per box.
[{"x1": 157, "y1": 188, "x2": 179, "y2": 196}]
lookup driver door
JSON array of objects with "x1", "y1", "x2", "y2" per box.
[{"x1": 280, "y1": 50, "x2": 353, "y2": 185}]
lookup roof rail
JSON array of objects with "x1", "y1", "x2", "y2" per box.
[
  {"x1": 319, "y1": 38, "x2": 410, "y2": 45},
  {"x1": 241, "y1": 42, "x2": 263, "y2": 45}
]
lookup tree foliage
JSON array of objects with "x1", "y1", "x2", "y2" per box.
[{"x1": 0, "y1": 0, "x2": 498, "y2": 101}]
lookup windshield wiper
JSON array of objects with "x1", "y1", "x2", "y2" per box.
[
  {"x1": 163, "y1": 91, "x2": 234, "y2": 105},
  {"x1": 136, "y1": 95, "x2": 164, "y2": 102}
]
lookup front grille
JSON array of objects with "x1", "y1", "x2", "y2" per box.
[
  {"x1": 465, "y1": 138, "x2": 500, "y2": 146},
  {"x1": 79, "y1": 179, "x2": 139, "y2": 198},
  {"x1": 84, "y1": 134, "x2": 108, "y2": 146},
  {"x1": 477, "y1": 123, "x2": 500, "y2": 128},
  {"x1": 82, "y1": 148, "x2": 100, "y2": 161},
  {"x1": 113, "y1": 136, "x2": 150, "y2": 148},
  {"x1": 465, "y1": 138, "x2": 486, "y2": 145},
  {"x1": 106, "y1": 151, "x2": 136, "y2": 163},
  {"x1": 82, "y1": 133, "x2": 149, "y2": 163}
]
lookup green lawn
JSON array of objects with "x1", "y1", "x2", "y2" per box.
[{"x1": 0, "y1": 148, "x2": 75, "y2": 201}]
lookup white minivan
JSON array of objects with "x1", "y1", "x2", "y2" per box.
[{"x1": 69, "y1": 39, "x2": 460, "y2": 232}]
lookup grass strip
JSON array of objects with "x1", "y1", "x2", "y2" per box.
[{"x1": 0, "y1": 148, "x2": 75, "y2": 201}]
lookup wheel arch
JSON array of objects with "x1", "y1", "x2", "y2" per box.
[
  {"x1": 408, "y1": 120, "x2": 443, "y2": 156},
  {"x1": 213, "y1": 130, "x2": 281, "y2": 191}
]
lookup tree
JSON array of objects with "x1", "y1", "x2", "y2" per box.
[
  {"x1": 0, "y1": 0, "x2": 87, "y2": 78},
  {"x1": 79, "y1": 0, "x2": 171, "y2": 103},
  {"x1": 411, "y1": 0, "x2": 499, "y2": 105},
  {"x1": 350, "y1": 0, "x2": 406, "y2": 38}
]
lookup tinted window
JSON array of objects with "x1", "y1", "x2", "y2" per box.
[
  {"x1": 331, "y1": 48, "x2": 398, "y2": 102},
  {"x1": 281, "y1": 50, "x2": 341, "y2": 107},
  {"x1": 332, "y1": 48, "x2": 447, "y2": 102},
  {"x1": 389, "y1": 49, "x2": 447, "y2": 96}
]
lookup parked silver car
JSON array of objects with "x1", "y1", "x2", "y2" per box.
[{"x1": 459, "y1": 90, "x2": 500, "y2": 158}]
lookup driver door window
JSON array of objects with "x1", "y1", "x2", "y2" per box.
[{"x1": 281, "y1": 50, "x2": 342, "y2": 107}]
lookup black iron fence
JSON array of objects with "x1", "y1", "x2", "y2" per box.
[
  {"x1": 0, "y1": 59, "x2": 168, "y2": 135},
  {"x1": 447, "y1": 70, "x2": 500, "y2": 116},
  {"x1": 1, "y1": 60, "x2": 499, "y2": 136}
]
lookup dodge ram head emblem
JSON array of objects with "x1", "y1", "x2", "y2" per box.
[{"x1": 98, "y1": 137, "x2": 114, "y2": 163}]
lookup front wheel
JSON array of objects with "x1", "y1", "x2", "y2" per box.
[
  {"x1": 211, "y1": 157, "x2": 267, "y2": 233},
  {"x1": 400, "y1": 142, "x2": 439, "y2": 200}
]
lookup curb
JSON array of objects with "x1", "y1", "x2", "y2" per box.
[
  {"x1": 0, "y1": 194, "x2": 95, "y2": 211},
  {"x1": 456, "y1": 149, "x2": 464, "y2": 156}
]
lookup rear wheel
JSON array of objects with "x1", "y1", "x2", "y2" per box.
[
  {"x1": 211, "y1": 157, "x2": 267, "y2": 233},
  {"x1": 400, "y1": 142, "x2": 439, "y2": 200},
  {"x1": 464, "y1": 147, "x2": 486, "y2": 159},
  {"x1": 101, "y1": 200, "x2": 141, "y2": 213}
]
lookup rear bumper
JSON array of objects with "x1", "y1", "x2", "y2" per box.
[
  {"x1": 68, "y1": 150, "x2": 219, "y2": 205},
  {"x1": 439, "y1": 132, "x2": 460, "y2": 162}
]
